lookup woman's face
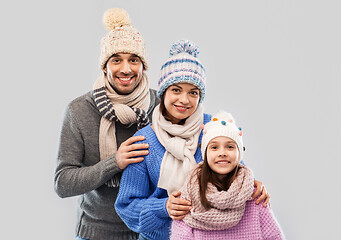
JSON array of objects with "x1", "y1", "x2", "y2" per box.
[
  {"x1": 163, "y1": 83, "x2": 200, "y2": 124},
  {"x1": 206, "y1": 136, "x2": 239, "y2": 180}
]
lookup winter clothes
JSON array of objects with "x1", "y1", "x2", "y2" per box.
[
  {"x1": 170, "y1": 165, "x2": 285, "y2": 240},
  {"x1": 115, "y1": 113, "x2": 212, "y2": 240},
  {"x1": 93, "y1": 72, "x2": 151, "y2": 187},
  {"x1": 157, "y1": 40, "x2": 206, "y2": 103},
  {"x1": 171, "y1": 200, "x2": 285, "y2": 240},
  {"x1": 100, "y1": 8, "x2": 148, "y2": 69},
  {"x1": 152, "y1": 105, "x2": 204, "y2": 194},
  {"x1": 180, "y1": 165, "x2": 254, "y2": 230},
  {"x1": 54, "y1": 90, "x2": 159, "y2": 240}
]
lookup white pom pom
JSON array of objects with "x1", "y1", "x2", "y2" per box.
[
  {"x1": 169, "y1": 40, "x2": 199, "y2": 57},
  {"x1": 103, "y1": 8, "x2": 131, "y2": 31}
]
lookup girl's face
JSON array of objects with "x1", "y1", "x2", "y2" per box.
[
  {"x1": 163, "y1": 83, "x2": 200, "y2": 124},
  {"x1": 206, "y1": 136, "x2": 239, "y2": 180}
]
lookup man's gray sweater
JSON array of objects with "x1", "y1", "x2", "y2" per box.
[{"x1": 54, "y1": 89, "x2": 159, "y2": 240}]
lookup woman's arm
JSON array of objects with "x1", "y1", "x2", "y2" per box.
[
  {"x1": 240, "y1": 159, "x2": 270, "y2": 207},
  {"x1": 242, "y1": 158, "x2": 270, "y2": 206},
  {"x1": 115, "y1": 158, "x2": 170, "y2": 233}
]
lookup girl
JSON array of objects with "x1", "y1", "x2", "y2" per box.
[
  {"x1": 171, "y1": 111, "x2": 285, "y2": 240},
  {"x1": 115, "y1": 40, "x2": 269, "y2": 240}
]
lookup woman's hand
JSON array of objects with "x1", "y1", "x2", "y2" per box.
[
  {"x1": 166, "y1": 191, "x2": 192, "y2": 220},
  {"x1": 252, "y1": 180, "x2": 270, "y2": 207}
]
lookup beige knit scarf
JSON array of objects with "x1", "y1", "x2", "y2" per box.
[
  {"x1": 152, "y1": 105, "x2": 203, "y2": 195},
  {"x1": 180, "y1": 164, "x2": 254, "y2": 230},
  {"x1": 93, "y1": 72, "x2": 150, "y2": 187}
]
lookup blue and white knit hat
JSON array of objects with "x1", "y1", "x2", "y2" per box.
[
  {"x1": 201, "y1": 111, "x2": 244, "y2": 160},
  {"x1": 158, "y1": 40, "x2": 206, "y2": 103}
]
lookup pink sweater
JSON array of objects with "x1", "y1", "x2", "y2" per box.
[{"x1": 171, "y1": 199, "x2": 285, "y2": 240}]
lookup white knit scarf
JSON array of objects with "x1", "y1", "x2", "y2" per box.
[
  {"x1": 93, "y1": 72, "x2": 150, "y2": 187},
  {"x1": 181, "y1": 164, "x2": 254, "y2": 230},
  {"x1": 152, "y1": 104, "x2": 203, "y2": 194}
]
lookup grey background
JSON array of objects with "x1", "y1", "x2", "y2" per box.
[{"x1": 1, "y1": 0, "x2": 340, "y2": 239}]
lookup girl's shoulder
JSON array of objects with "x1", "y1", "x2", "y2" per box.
[
  {"x1": 245, "y1": 198, "x2": 285, "y2": 238},
  {"x1": 246, "y1": 196, "x2": 270, "y2": 215}
]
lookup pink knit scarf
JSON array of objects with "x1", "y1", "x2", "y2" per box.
[{"x1": 180, "y1": 164, "x2": 254, "y2": 230}]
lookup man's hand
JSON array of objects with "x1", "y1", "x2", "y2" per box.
[
  {"x1": 252, "y1": 179, "x2": 270, "y2": 207},
  {"x1": 115, "y1": 136, "x2": 149, "y2": 170},
  {"x1": 166, "y1": 191, "x2": 192, "y2": 220}
]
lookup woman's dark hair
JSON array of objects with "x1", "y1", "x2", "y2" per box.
[
  {"x1": 159, "y1": 93, "x2": 168, "y2": 118},
  {"x1": 196, "y1": 148, "x2": 241, "y2": 210}
]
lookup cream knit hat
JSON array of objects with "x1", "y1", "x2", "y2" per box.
[
  {"x1": 201, "y1": 111, "x2": 244, "y2": 160},
  {"x1": 100, "y1": 8, "x2": 148, "y2": 70}
]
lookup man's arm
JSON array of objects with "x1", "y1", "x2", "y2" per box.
[
  {"x1": 54, "y1": 104, "x2": 121, "y2": 197},
  {"x1": 54, "y1": 104, "x2": 150, "y2": 198}
]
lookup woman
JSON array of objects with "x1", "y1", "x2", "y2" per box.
[{"x1": 115, "y1": 40, "x2": 268, "y2": 240}]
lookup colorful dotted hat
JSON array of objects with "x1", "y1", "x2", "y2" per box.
[
  {"x1": 201, "y1": 111, "x2": 244, "y2": 160},
  {"x1": 100, "y1": 8, "x2": 148, "y2": 70},
  {"x1": 158, "y1": 40, "x2": 206, "y2": 103}
]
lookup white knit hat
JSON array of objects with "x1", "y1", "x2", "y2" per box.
[{"x1": 201, "y1": 111, "x2": 244, "y2": 160}]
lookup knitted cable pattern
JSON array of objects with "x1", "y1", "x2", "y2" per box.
[{"x1": 181, "y1": 164, "x2": 254, "y2": 230}]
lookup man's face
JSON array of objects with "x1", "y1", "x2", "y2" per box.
[{"x1": 104, "y1": 53, "x2": 144, "y2": 95}]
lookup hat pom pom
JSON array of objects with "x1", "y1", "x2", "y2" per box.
[
  {"x1": 103, "y1": 8, "x2": 131, "y2": 31},
  {"x1": 169, "y1": 40, "x2": 200, "y2": 57}
]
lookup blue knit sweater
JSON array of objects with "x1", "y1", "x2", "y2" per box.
[{"x1": 115, "y1": 113, "x2": 212, "y2": 240}]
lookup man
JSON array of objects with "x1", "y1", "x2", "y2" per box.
[{"x1": 54, "y1": 8, "x2": 159, "y2": 240}]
